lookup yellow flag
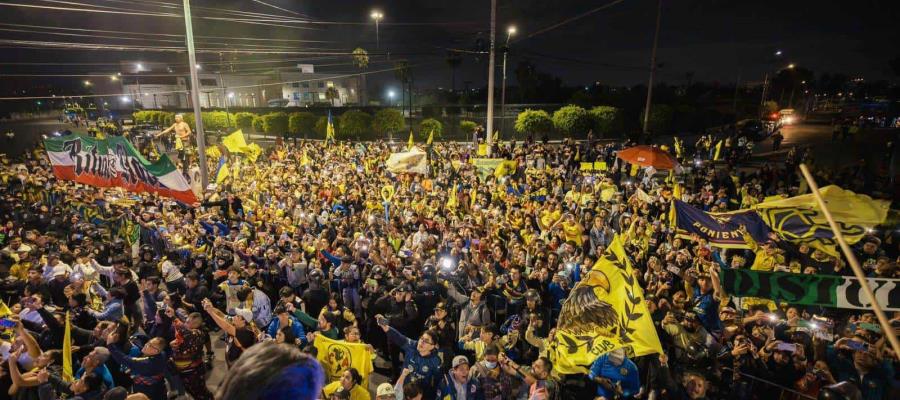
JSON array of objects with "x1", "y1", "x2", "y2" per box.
[
  {"x1": 713, "y1": 140, "x2": 723, "y2": 160},
  {"x1": 470, "y1": 186, "x2": 478, "y2": 208},
  {"x1": 629, "y1": 164, "x2": 639, "y2": 176},
  {"x1": 326, "y1": 111, "x2": 336, "y2": 142},
  {"x1": 594, "y1": 161, "x2": 608, "y2": 171},
  {"x1": 62, "y1": 312, "x2": 74, "y2": 382},
  {"x1": 580, "y1": 162, "x2": 594, "y2": 171},
  {"x1": 447, "y1": 185, "x2": 458, "y2": 209},
  {"x1": 215, "y1": 157, "x2": 230, "y2": 184},
  {"x1": 426, "y1": 129, "x2": 434, "y2": 145},
  {"x1": 574, "y1": 147, "x2": 580, "y2": 162},
  {"x1": 753, "y1": 185, "x2": 889, "y2": 256},
  {"x1": 222, "y1": 129, "x2": 249, "y2": 153},
  {"x1": 0, "y1": 298, "x2": 10, "y2": 317},
  {"x1": 407, "y1": 129, "x2": 415, "y2": 150},
  {"x1": 550, "y1": 235, "x2": 662, "y2": 375},
  {"x1": 477, "y1": 144, "x2": 488, "y2": 156},
  {"x1": 313, "y1": 334, "x2": 374, "y2": 383}
]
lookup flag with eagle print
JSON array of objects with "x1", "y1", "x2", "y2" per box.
[
  {"x1": 44, "y1": 134, "x2": 198, "y2": 204},
  {"x1": 550, "y1": 234, "x2": 663, "y2": 374}
]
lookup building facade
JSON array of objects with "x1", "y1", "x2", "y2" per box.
[{"x1": 93, "y1": 62, "x2": 361, "y2": 110}]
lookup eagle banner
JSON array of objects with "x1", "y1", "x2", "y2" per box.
[
  {"x1": 719, "y1": 269, "x2": 900, "y2": 312},
  {"x1": 672, "y1": 200, "x2": 770, "y2": 249},
  {"x1": 753, "y1": 185, "x2": 889, "y2": 256},
  {"x1": 312, "y1": 334, "x2": 374, "y2": 383},
  {"x1": 44, "y1": 134, "x2": 198, "y2": 204},
  {"x1": 550, "y1": 234, "x2": 662, "y2": 375}
]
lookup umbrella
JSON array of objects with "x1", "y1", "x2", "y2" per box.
[{"x1": 615, "y1": 145, "x2": 680, "y2": 170}]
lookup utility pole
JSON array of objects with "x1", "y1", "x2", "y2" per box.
[
  {"x1": 759, "y1": 72, "x2": 769, "y2": 117},
  {"x1": 485, "y1": 0, "x2": 497, "y2": 155},
  {"x1": 183, "y1": 0, "x2": 208, "y2": 189},
  {"x1": 641, "y1": 0, "x2": 663, "y2": 135}
]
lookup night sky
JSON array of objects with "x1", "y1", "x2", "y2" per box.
[{"x1": 2, "y1": 0, "x2": 898, "y2": 94}]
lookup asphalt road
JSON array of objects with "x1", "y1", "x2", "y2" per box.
[{"x1": 0, "y1": 117, "x2": 82, "y2": 157}]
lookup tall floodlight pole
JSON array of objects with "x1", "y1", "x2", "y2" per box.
[
  {"x1": 371, "y1": 11, "x2": 383, "y2": 50},
  {"x1": 641, "y1": 0, "x2": 663, "y2": 135},
  {"x1": 183, "y1": 0, "x2": 208, "y2": 189},
  {"x1": 500, "y1": 26, "x2": 516, "y2": 141},
  {"x1": 485, "y1": 0, "x2": 497, "y2": 156}
]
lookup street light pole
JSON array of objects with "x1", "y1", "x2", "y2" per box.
[
  {"x1": 500, "y1": 26, "x2": 515, "y2": 142},
  {"x1": 641, "y1": 0, "x2": 663, "y2": 135},
  {"x1": 182, "y1": 0, "x2": 208, "y2": 189},
  {"x1": 371, "y1": 11, "x2": 383, "y2": 50},
  {"x1": 485, "y1": 0, "x2": 497, "y2": 156}
]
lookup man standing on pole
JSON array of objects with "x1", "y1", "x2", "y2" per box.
[{"x1": 156, "y1": 114, "x2": 193, "y2": 173}]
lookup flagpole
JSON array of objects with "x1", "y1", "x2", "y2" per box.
[
  {"x1": 799, "y1": 164, "x2": 900, "y2": 357},
  {"x1": 183, "y1": 0, "x2": 209, "y2": 190}
]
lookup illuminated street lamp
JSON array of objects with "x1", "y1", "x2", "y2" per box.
[
  {"x1": 371, "y1": 10, "x2": 384, "y2": 49},
  {"x1": 787, "y1": 63, "x2": 796, "y2": 69},
  {"x1": 500, "y1": 25, "x2": 517, "y2": 137},
  {"x1": 83, "y1": 80, "x2": 92, "y2": 87}
]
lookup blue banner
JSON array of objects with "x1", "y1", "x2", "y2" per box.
[{"x1": 673, "y1": 200, "x2": 770, "y2": 248}]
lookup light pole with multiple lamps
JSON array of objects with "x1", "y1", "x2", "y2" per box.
[
  {"x1": 500, "y1": 25, "x2": 515, "y2": 140},
  {"x1": 371, "y1": 10, "x2": 383, "y2": 50}
]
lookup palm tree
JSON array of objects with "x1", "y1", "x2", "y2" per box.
[
  {"x1": 325, "y1": 87, "x2": 339, "y2": 106},
  {"x1": 352, "y1": 48, "x2": 370, "y2": 104}
]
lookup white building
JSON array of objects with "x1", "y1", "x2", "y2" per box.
[{"x1": 95, "y1": 62, "x2": 361, "y2": 110}]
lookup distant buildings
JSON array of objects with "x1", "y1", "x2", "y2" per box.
[{"x1": 92, "y1": 62, "x2": 361, "y2": 110}]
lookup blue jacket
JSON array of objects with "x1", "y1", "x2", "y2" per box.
[
  {"x1": 266, "y1": 316, "x2": 307, "y2": 345},
  {"x1": 386, "y1": 327, "x2": 442, "y2": 395},
  {"x1": 438, "y1": 373, "x2": 483, "y2": 400},
  {"x1": 589, "y1": 353, "x2": 640, "y2": 399}
]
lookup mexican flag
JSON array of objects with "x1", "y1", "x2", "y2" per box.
[{"x1": 44, "y1": 134, "x2": 198, "y2": 205}]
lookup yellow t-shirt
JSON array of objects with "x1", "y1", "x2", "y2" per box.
[{"x1": 561, "y1": 221, "x2": 583, "y2": 245}]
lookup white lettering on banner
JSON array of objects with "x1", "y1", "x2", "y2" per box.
[
  {"x1": 64, "y1": 139, "x2": 161, "y2": 187},
  {"x1": 835, "y1": 277, "x2": 899, "y2": 312}
]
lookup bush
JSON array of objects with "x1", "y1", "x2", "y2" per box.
[
  {"x1": 338, "y1": 110, "x2": 373, "y2": 140},
  {"x1": 202, "y1": 111, "x2": 232, "y2": 132},
  {"x1": 514, "y1": 109, "x2": 552, "y2": 137},
  {"x1": 459, "y1": 120, "x2": 477, "y2": 135},
  {"x1": 288, "y1": 112, "x2": 317, "y2": 138},
  {"x1": 418, "y1": 118, "x2": 443, "y2": 141},
  {"x1": 552, "y1": 105, "x2": 591, "y2": 138},
  {"x1": 234, "y1": 112, "x2": 256, "y2": 131},
  {"x1": 262, "y1": 112, "x2": 289, "y2": 136},
  {"x1": 588, "y1": 106, "x2": 623, "y2": 138},
  {"x1": 372, "y1": 109, "x2": 404, "y2": 139},
  {"x1": 252, "y1": 115, "x2": 265, "y2": 133}
]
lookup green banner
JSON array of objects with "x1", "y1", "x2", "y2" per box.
[{"x1": 719, "y1": 268, "x2": 900, "y2": 312}]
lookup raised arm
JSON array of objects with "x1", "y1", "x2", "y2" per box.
[{"x1": 202, "y1": 299, "x2": 236, "y2": 336}]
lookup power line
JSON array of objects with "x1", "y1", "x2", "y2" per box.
[
  {"x1": 0, "y1": 23, "x2": 336, "y2": 43},
  {"x1": 250, "y1": 0, "x2": 304, "y2": 17},
  {"x1": 513, "y1": 0, "x2": 628, "y2": 44}
]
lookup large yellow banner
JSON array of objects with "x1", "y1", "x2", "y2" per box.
[{"x1": 550, "y1": 234, "x2": 662, "y2": 374}]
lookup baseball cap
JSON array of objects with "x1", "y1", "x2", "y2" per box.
[
  {"x1": 52, "y1": 265, "x2": 68, "y2": 277},
  {"x1": 452, "y1": 355, "x2": 469, "y2": 368},
  {"x1": 233, "y1": 308, "x2": 254, "y2": 324},
  {"x1": 376, "y1": 383, "x2": 396, "y2": 397}
]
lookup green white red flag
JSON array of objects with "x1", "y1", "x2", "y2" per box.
[{"x1": 44, "y1": 134, "x2": 198, "y2": 204}]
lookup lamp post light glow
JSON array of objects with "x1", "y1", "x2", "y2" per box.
[
  {"x1": 500, "y1": 25, "x2": 516, "y2": 139},
  {"x1": 787, "y1": 63, "x2": 796, "y2": 69},
  {"x1": 83, "y1": 80, "x2": 92, "y2": 87},
  {"x1": 371, "y1": 10, "x2": 384, "y2": 49}
]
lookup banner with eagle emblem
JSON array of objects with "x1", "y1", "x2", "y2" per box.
[
  {"x1": 313, "y1": 334, "x2": 374, "y2": 383},
  {"x1": 550, "y1": 234, "x2": 663, "y2": 375}
]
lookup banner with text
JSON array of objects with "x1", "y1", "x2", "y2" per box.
[
  {"x1": 719, "y1": 268, "x2": 899, "y2": 312},
  {"x1": 44, "y1": 134, "x2": 198, "y2": 204},
  {"x1": 673, "y1": 200, "x2": 770, "y2": 248}
]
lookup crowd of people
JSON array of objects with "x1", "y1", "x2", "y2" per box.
[{"x1": 0, "y1": 124, "x2": 896, "y2": 400}]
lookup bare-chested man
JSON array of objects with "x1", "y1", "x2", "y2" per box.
[{"x1": 156, "y1": 114, "x2": 193, "y2": 170}]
